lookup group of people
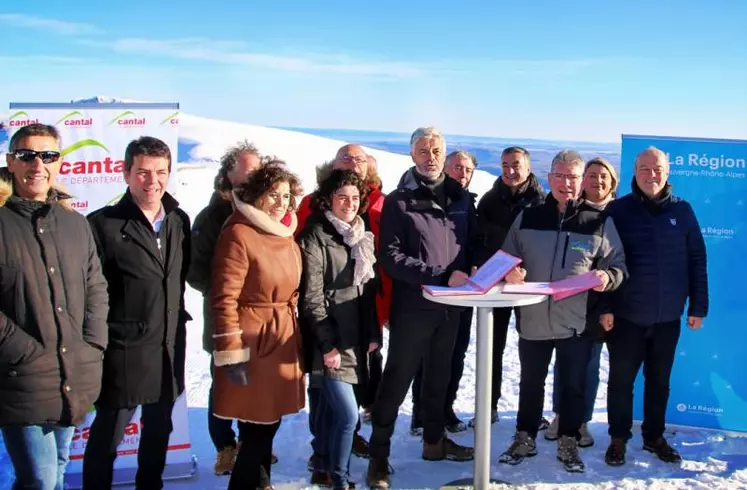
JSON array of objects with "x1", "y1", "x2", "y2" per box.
[{"x1": 0, "y1": 122, "x2": 707, "y2": 490}]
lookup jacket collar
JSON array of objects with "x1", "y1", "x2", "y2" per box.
[
  {"x1": 232, "y1": 190, "x2": 297, "y2": 237},
  {"x1": 397, "y1": 167, "x2": 465, "y2": 200},
  {"x1": 493, "y1": 172, "x2": 544, "y2": 201},
  {"x1": 0, "y1": 166, "x2": 73, "y2": 211},
  {"x1": 118, "y1": 188, "x2": 180, "y2": 223},
  {"x1": 631, "y1": 177, "x2": 673, "y2": 210}
]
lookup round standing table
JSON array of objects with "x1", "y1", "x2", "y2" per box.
[{"x1": 423, "y1": 285, "x2": 547, "y2": 489}]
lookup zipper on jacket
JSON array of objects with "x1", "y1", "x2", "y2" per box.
[
  {"x1": 546, "y1": 205, "x2": 569, "y2": 338},
  {"x1": 560, "y1": 233, "x2": 570, "y2": 268}
]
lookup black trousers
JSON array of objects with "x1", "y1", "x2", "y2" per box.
[
  {"x1": 228, "y1": 421, "x2": 280, "y2": 490},
  {"x1": 516, "y1": 335, "x2": 590, "y2": 439},
  {"x1": 412, "y1": 307, "x2": 473, "y2": 420},
  {"x1": 209, "y1": 358, "x2": 250, "y2": 451},
  {"x1": 370, "y1": 306, "x2": 459, "y2": 457},
  {"x1": 607, "y1": 318, "x2": 681, "y2": 442},
  {"x1": 490, "y1": 307, "x2": 513, "y2": 411},
  {"x1": 82, "y1": 398, "x2": 175, "y2": 490}
]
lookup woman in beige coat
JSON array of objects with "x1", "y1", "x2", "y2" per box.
[{"x1": 211, "y1": 161, "x2": 305, "y2": 490}]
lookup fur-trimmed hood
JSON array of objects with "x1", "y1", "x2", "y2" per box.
[{"x1": 0, "y1": 167, "x2": 73, "y2": 210}]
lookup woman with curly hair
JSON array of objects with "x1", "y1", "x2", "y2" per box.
[
  {"x1": 210, "y1": 161, "x2": 306, "y2": 490},
  {"x1": 298, "y1": 169, "x2": 381, "y2": 490}
]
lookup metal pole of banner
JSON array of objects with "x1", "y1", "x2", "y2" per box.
[{"x1": 474, "y1": 306, "x2": 494, "y2": 489}]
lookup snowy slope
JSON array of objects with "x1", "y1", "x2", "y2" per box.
[{"x1": 175, "y1": 111, "x2": 496, "y2": 200}]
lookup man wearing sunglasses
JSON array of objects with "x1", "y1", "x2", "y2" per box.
[{"x1": 0, "y1": 123, "x2": 109, "y2": 489}]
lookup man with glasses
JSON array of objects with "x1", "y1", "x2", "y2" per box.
[
  {"x1": 497, "y1": 150, "x2": 626, "y2": 473},
  {"x1": 0, "y1": 123, "x2": 109, "y2": 489},
  {"x1": 472, "y1": 146, "x2": 545, "y2": 427}
]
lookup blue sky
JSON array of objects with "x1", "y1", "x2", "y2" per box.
[{"x1": 1, "y1": 1, "x2": 745, "y2": 142}]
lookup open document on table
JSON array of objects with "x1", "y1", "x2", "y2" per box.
[
  {"x1": 501, "y1": 271, "x2": 603, "y2": 301},
  {"x1": 423, "y1": 250, "x2": 522, "y2": 296}
]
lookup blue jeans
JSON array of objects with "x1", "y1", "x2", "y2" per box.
[
  {"x1": 316, "y1": 377, "x2": 358, "y2": 488},
  {"x1": 552, "y1": 342, "x2": 603, "y2": 422},
  {"x1": 1, "y1": 425, "x2": 75, "y2": 490}
]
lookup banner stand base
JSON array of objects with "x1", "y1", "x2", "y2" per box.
[{"x1": 64, "y1": 455, "x2": 198, "y2": 489}]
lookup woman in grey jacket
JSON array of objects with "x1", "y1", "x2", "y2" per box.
[{"x1": 298, "y1": 169, "x2": 381, "y2": 490}]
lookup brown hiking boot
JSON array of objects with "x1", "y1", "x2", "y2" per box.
[
  {"x1": 605, "y1": 437, "x2": 627, "y2": 466},
  {"x1": 643, "y1": 437, "x2": 682, "y2": 463},
  {"x1": 557, "y1": 435, "x2": 585, "y2": 473},
  {"x1": 498, "y1": 431, "x2": 538, "y2": 465},
  {"x1": 367, "y1": 456, "x2": 391, "y2": 489},
  {"x1": 213, "y1": 446, "x2": 237, "y2": 475},
  {"x1": 422, "y1": 437, "x2": 474, "y2": 461},
  {"x1": 352, "y1": 433, "x2": 370, "y2": 458}
]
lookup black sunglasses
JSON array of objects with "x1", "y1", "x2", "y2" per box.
[{"x1": 10, "y1": 149, "x2": 62, "y2": 164}]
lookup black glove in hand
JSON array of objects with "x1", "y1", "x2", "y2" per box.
[{"x1": 225, "y1": 363, "x2": 250, "y2": 386}]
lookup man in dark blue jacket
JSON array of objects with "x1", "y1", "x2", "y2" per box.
[
  {"x1": 367, "y1": 127, "x2": 476, "y2": 490},
  {"x1": 604, "y1": 146, "x2": 708, "y2": 467}
]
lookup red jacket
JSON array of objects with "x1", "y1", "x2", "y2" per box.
[{"x1": 295, "y1": 185, "x2": 392, "y2": 330}]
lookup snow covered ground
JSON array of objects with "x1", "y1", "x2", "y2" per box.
[{"x1": 2, "y1": 107, "x2": 746, "y2": 489}]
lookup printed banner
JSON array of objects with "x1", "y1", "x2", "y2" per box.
[
  {"x1": 64, "y1": 395, "x2": 194, "y2": 488},
  {"x1": 621, "y1": 134, "x2": 747, "y2": 433},
  {"x1": 7, "y1": 102, "x2": 181, "y2": 214},
  {"x1": 7, "y1": 102, "x2": 194, "y2": 485}
]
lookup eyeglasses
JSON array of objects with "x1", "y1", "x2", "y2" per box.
[
  {"x1": 10, "y1": 149, "x2": 61, "y2": 165},
  {"x1": 549, "y1": 172, "x2": 582, "y2": 182},
  {"x1": 341, "y1": 155, "x2": 367, "y2": 165}
]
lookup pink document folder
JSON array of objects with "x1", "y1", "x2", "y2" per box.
[
  {"x1": 423, "y1": 250, "x2": 522, "y2": 296},
  {"x1": 501, "y1": 271, "x2": 603, "y2": 301}
]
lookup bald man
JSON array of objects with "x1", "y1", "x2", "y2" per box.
[{"x1": 603, "y1": 146, "x2": 708, "y2": 467}]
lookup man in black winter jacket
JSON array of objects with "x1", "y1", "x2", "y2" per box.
[
  {"x1": 603, "y1": 146, "x2": 708, "y2": 467},
  {"x1": 0, "y1": 124, "x2": 109, "y2": 490},
  {"x1": 187, "y1": 140, "x2": 263, "y2": 475},
  {"x1": 367, "y1": 127, "x2": 476, "y2": 490},
  {"x1": 473, "y1": 146, "x2": 545, "y2": 425},
  {"x1": 411, "y1": 149, "x2": 479, "y2": 435},
  {"x1": 83, "y1": 137, "x2": 191, "y2": 490}
]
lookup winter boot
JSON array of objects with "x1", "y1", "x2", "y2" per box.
[
  {"x1": 557, "y1": 435, "x2": 585, "y2": 473},
  {"x1": 498, "y1": 431, "x2": 538, "y2": 465},
  {"x1": 467, "y1": 409, "x2": 498, "y2": 428},
  {"x1": 352, "y1": 433, "x2": 370, "y2": 458},
  {"x1": 367, "y1": 456, "x2": 391, "y2": 489},
  {"x1": 445, "y1": 410, "x2": 468, "y2": 433},
  {"x1": 605, "y1": 437, "x2": 627, "y2": 466},
  {"x1": 213, "y1": 445, "x2": 237, "y2": 475},
  {"x1": 643, "y1": 437, "x2": 682, "y2": 463},
  {"x1": 422, "y1": 437, "x2": 474, "y2": 461}
]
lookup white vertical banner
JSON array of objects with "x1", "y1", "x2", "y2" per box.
[
  {"x1": 7, "y1": 102, "x2": 181, "y2": 215},
  {"x1": 7, "y1": 102, "x2": 195, "y2": 487}
]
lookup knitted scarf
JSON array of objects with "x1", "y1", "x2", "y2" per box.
[{"x1": 324, "y1": 210, "x2": 376, "y2": 286}]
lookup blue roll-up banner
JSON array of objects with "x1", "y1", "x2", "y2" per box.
[{"x1": 620, "y1": 134, "x2": 747, "y2": 433}]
